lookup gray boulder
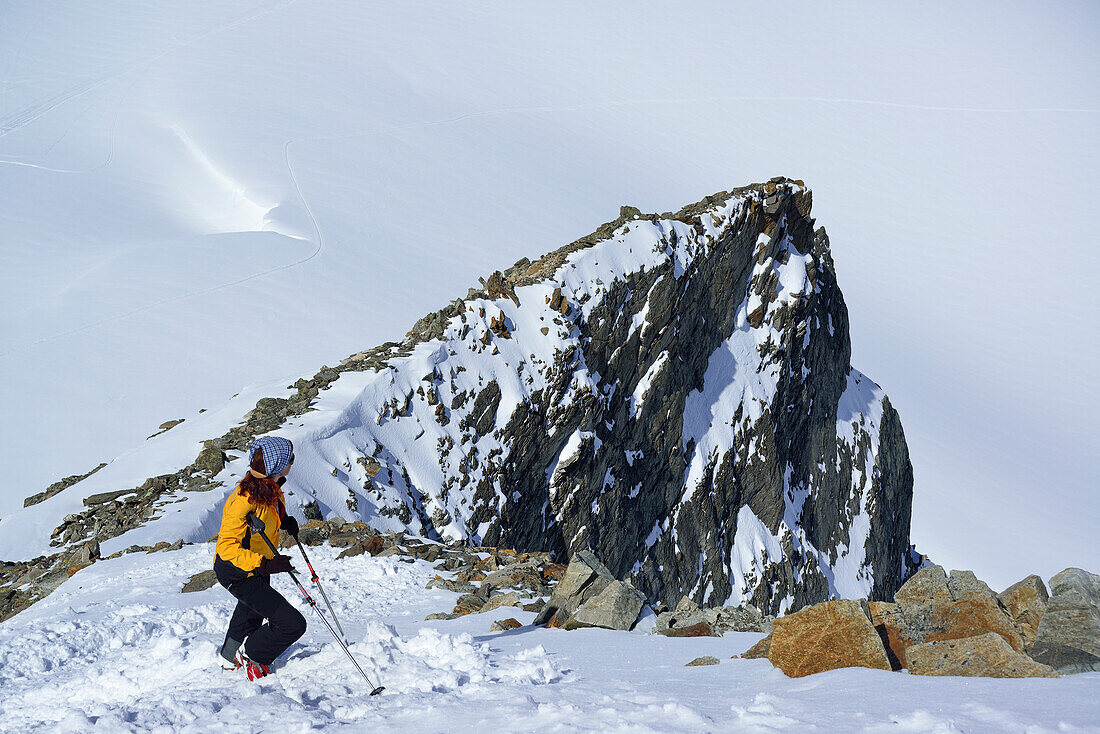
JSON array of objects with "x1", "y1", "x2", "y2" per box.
[
  {"x1": 946, "y1": 569, "x2": 999, "y2": 602},
  {"x1": 685, "y1": 656, "x2": 720, "y2": 667},
  {"x1": 1049, "y1": 567, "x2": 1100, "y2": 603},
  {"x1": 1030, "y1": 568, "x2": 1100, "y2": 674},
  {"x1": 534, "y1": 550, "x2": 627, "y2": 628},
  {"x1": 563, "y1": 579, "x2": 645, "y2": 631}
]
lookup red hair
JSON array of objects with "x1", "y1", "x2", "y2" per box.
[{"x1": 239, "y1": 446, "x2": 281, "y2": 508}]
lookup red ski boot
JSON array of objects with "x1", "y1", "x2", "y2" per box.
[{"x1": 243, "y1": 654, "x2": 271, "y2": 681}]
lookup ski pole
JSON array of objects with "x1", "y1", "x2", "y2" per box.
[
  {"x1": 274, "y1": 479, "x2": 348, "y2": 642},
  {"x1": 247, "y1": 514, "x2": 385, "y2": 696},
  {"x1": 293, "y1": 537, "x2": 349, "y2": 645}
]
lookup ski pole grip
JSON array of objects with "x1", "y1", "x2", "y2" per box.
[{"x1": 246, "y1": 513, "x2": 266, "y2": 533}]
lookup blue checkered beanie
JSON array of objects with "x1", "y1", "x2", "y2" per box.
[{"x1": 248, "y1": 436, "x2": 294, "y2": 477}]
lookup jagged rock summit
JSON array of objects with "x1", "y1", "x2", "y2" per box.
[
  {"x1": 14, "y1": 177, "x2": 917, "y2": 617},
  {"x1": 273, "y1": 176, "x2": 917, "y2": 613}
]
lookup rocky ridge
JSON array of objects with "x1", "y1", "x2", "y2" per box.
[{"x1": 10, "y1": 178, "x2": 917, "y2": 618}]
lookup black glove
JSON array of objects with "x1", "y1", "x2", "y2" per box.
[
  {"x1": 276, "y1": 476, "x2": 287, "y2": 486},
  {"x1": 258, "y1": 554, "x2": 294, "y2": 575},
  {"x1": 282, "y1": 515, "x2": 299, "y2": 538}
]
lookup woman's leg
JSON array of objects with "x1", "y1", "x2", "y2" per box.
[
  {"x1": 221, "y1": 595, "x2": 265, "y2": 663},
  {"x1": 225, "y1": 575, "x2": 307, "y2": 666}
]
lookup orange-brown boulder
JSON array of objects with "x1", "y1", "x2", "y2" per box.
[
  {"x1": 893, "y1": 567, "x2": 1026, "y2": 654},
  {"x1": 903, "y1": 597, "x2": 1024, "y2": 653},
  {"x1": 907, "y1": 632, "x2": 1057, "y2": 678},
  {"x1": 740, "y1": 635, "x2": 771, "y2": 659},
  {"x1": 767, "y1": 600, "x2": 891, "y2": 677},
  {"x1": 489, "y1": 617, "x2": 522, "y2": 632},
  {"x1": 364, "y1": 535, "x2": 385, "y2": 556}
]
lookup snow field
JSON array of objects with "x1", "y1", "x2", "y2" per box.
[
  {"x1": 0, "y1": 545, "x2": 559, "y2": 732},
  {"x1": 1, "y1": 542, "x2": 1097, "y2": 733}
]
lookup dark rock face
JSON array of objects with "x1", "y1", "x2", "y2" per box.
[{"x1": 449, "y1": 179, "x2": 917, "y2": 612}]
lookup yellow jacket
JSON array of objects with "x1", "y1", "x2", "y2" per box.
[{"x1": 213, "y1": 482, "x2": 285, "y2": 584}]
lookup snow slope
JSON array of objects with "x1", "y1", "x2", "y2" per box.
[
  {"x1": 1, "y1": 543, "x2": 1097, "y2": 733},
  {"x1": 1, "y1": 2, "x2": 1097, "y2": 590}
]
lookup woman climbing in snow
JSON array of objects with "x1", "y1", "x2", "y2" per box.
[{"x1": 213, "y1": 435, "x2": 306, "y2": 680}]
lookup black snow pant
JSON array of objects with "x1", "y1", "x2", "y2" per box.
[{"x1": 220, "y1": 574, "x2": 306, "y2": 666}]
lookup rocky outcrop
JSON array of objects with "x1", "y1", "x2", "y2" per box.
[
  {"x1": 17, "y1": 178, "x2": 917, "y2": 618},
  {"x1": 449, "y1": 180, "x2": 916, "y2": 613},
  {"x1": 277, "y1": 178, "x2": 915, "y2": 614}
]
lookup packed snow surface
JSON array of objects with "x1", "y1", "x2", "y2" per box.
[{"x1": 1, "y1": 544, "x2": 1097, "y2": 733}]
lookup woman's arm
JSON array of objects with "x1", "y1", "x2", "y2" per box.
[{"x1": 215, "y1": 491, "x2": 264, "y2": 574}]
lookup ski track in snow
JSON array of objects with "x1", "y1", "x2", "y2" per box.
[{"x1": 1, "y1": 543, "x2": 1097, "y2": 733}]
